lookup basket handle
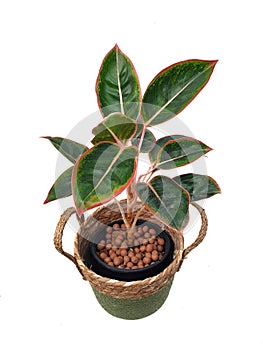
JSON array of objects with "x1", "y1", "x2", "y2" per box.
[
  {"x1": 178, "y1": 202, "x2": 208, "y2": 271},
  {"x1": 53, "y1": 207, "x2": 84, "y2": 276}
]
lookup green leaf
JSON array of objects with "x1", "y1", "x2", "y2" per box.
[
  {"x1": 96, "y1": 45, "x2": 141, "y2": 120},
  {"x1": 173, "y1": 173, "x2": 221, "y2": 201},
  {"x1": 156, "y1": 137, "x2": 212, "y2": 169},
  {"x1": 72, "y1": 142, "x2": 138, "y2": 215},
  {"x1": 149, "y1": 134, "x2": 189, "y2": 164},
  {"x1": 92, "y1": 113, "x2": 137, "y2": 145},
  {"x1": 131, "y1": 127, "x2": 156, "y2": 153},
  {"x1": 42, "y1": 136, "x2": 88, "y2": 163},
  {"x1": 44, "y1": 166, "x2": 73, "y2": 204},
  {"x1": 142, "y1": 60, "x2": 217, "y2": 126},
  {"x1": 136, "y1": 175, "x2": 189, "y2": 231}
]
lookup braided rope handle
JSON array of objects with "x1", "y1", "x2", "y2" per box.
[
  {"x1": 53, "y1": 207, "x2": 85, "y2": 276},
  {"x1": 53, "y1": 202, "x2": 208, "y2": 275},
  {"x1": 177, "y1": 202, "x2": 208, "y2": 271},
  {"x1": 184, "y1": 202, "x2": 208, "y2": 257}
]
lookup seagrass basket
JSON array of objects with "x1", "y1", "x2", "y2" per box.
[{"x1": 54, "y1": 200, "x2": 208, "y2": 319}]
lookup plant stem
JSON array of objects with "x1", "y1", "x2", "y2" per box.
[
  {"x1": 126, "y1": 180, "x2": 137, "y2": 245},
  {"x1": 114, "y1": 199, "x2": 130, "y2": 229},
  {"x1": 137, "y1": 124, "x2": 146, "y2": 153},
  {"x1": 138, "y1": 164, "x2": 157, "y2": 183},
  {"x1": 114, "y1": 198, "x2": 135, "y2": 246},
  {"x1": 125, "y1": 124, "x2": 148, "y2": 245},
  {"x1": 131, "y1": 205, "x2": 145, "y2": 230},
  {"x1": 127, "y1": 181, "x2": 135, "y2": 224},
  {"x1": 126, "y1": 125, "x2": 147, "y2": 239}
]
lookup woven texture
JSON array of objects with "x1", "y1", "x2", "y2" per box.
[
  {"x1": 54, "y1": 201, "x2": 207, "y2": 303},
  {"x1": 92, "y1": 278, "x2": 174, "y2": 320}
]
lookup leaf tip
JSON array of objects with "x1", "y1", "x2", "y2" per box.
[
  {"x1": 210, "y1": 176, "x2": 222, "y2": 194},
  {"x1": 211, "y1": 59, "x2": 218, "y2": 66},
  {"x1": 43, "y1": 196, "x2": 50, "y2": 205}
]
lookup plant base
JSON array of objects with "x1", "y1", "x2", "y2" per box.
[{"x1": 92, "y1": 278, "x2": 174, "y2": 320}]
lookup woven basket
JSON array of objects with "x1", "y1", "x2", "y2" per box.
[{"x1": 54, "y1": 201, "x2": 208, "y2": 319}]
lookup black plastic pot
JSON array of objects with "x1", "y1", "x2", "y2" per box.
[{"x1": 84, "y1": 219, "x2": 175, "y2": 282}]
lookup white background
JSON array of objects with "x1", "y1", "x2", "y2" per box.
[{"x1": 1, "y1": 0, "x2": 262, "y2": 349}]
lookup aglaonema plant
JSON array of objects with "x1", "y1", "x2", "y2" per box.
[{"x1": 43, "y1": 45, "x2": 220, "y2": 245}]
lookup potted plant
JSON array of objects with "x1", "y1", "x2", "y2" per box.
[{"x1": 43, "y1": 45, "x2": 220, "y2": 319}]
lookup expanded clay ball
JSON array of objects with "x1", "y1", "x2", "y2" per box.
[
  {"x1": 114, "y1": 238, "x2": 122, "y2": 247},
  {"x1": 120, "y1": 249, "x2": 127, "y2": 257},
  {"x1": 99, "y1": 252, "x2": 107, "y2": 260},
  {"x1": 140, "y1": 245, "x2": 146, "y2": 253},
  {"x1": 105, "y1": 233, "x2": 112, "y2": 240},
  {"x1": 143, "y1": 225, "x2": 149, "y2": 233},
  {"x1": 157, "y1": 245, "x2": 163, "y2": 252},
  {"x1": 138, "y1": 260, "x2": 144, "y2": 268},
  {"x1": 97, "y1": 241, "x2": 105, "y2": 250},
  {"x1": 110, "y1": 252, "x2": 117, "y2": 260},
  {"x1": 104, "y1": 257, "x2": 111, "y2": 264},
  {"x1": 143, "y1": 257, "x2": 151, "y2": 265},
  {"x1": 128, "y1": 251, "x2": 134, "y2": 258},
  {"x1": 116, "y1": 249, "x2": 121, "y2": 256},
  {"x1": 136, "y1": 252, "x2": 142, "y2": 260},
  {"x1": 113, "y1": 257, "x2": 121, "y2": 266},
  {"x1": 144, "y1": 232, "x2": 151, "y2": 239},
  {"x1": 138, "y1": 237, "x2": 144, "y2": 244},
  {"x1": 131, "y1": 256, "x2": 139, "y2": 264},
  {"x1": 146, "y1": 244, "x2": 153, "y2": 253},
  {"x1": 157, "y1": 237, "x2": 165, "y2": 246},
  {"x1": 123, "y1": 256, "x2": 130, "y2": 264},
  {"x1": 149, "y1": 228, "x2": 156, "y2": 235},
  {"x1": 151, "y1": 250, "x2": 159, "y2": 261},
  {"x1": 106, "y1": 226, "x2": 113, "y2": 233},
  {"x1": 106, "y1": 243, "x2": 112, "y2": 250}
]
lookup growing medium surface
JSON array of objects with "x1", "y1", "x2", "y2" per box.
[{"x1": 96, "y1": 223, "x2": 165, "y2": 269}]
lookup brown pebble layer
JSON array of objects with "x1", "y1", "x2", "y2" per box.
[{"x1": 96, "y1": 223, "x2": 165, "y2": 270}]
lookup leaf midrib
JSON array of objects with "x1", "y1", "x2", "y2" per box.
[
  {"x1": 116, "y1": 48, "x2": 124, "y2": 115},
  {"x1": 83, "y1": 145, "x2": 122, "y2": 201},
  {"x1": 147, "y1": 181, "x2": 176, "y2": 224},
  {"x1": 146, "y1": 63, "x2": 214, "y2": 125},
  {"x1": 156, "y1": 148, "x2": 205, "y2": 167},
  {"x1": 53, "y1": 139, "x2": 76, "y2": 163}
]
